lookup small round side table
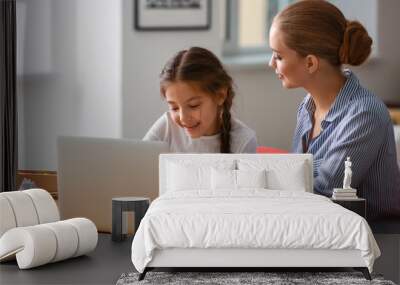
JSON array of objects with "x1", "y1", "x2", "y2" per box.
[{"x1": 112, "y1": 197, "x2": 150, "y2": 242}]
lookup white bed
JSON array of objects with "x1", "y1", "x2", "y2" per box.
[{"x1": 131, "y1": 154, "x2": 380, "y2": 280}]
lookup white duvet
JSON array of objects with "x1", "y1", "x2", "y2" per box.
[{"x1": 131, "y1": 190, "x2": 380, "y2": 273}]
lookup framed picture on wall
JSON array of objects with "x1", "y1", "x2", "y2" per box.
[{"x1": 135, "y1": 0, "x2": 211, "y2": 31}]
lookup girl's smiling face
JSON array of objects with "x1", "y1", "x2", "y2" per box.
[
  {"x1": 164, "y1": 81, "x2": 224, "y2": 138},
  {"x1": 268, "y1": 23, "x2": 309, "y2": 89}
]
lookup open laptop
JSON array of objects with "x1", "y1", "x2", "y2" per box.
[{"x1": 57, "y1": 136, "x2": 169, "y2": 232}]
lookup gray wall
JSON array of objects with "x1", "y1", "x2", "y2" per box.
[
  {"x1": 17, "y1": 0, "x2": 122, "y2": 170},
  {"x1": 17, "y1": 0, "x2": 400, "y2": 170},
  {"x1": 121, "y1": 0, "x2": 222, "y2": 139}
]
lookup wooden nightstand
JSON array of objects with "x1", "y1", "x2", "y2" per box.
[{"x1": 331, "y1": 198, "x2": 366, "y2": 218}]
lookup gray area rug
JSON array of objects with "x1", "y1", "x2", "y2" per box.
[{"x1": 116, "y1": 271, "x2": 396, "y2": 285}]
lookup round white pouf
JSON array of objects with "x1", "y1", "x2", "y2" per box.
[
  {"x1": 0, "y1": 196, "x2": 17, "y2": 237},
  {"x1": 0, "y1": 218, "x2": 98, "y2": 269},
  {"x1": 24, "y1": 189, "x2": 60, "y2": 223}
]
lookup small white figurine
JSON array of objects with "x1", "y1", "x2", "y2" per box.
[{"x1": 343, "y1": 157, "x2": 353, "y2": 189}]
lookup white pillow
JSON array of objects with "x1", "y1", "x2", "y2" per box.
[
  {"x1": 211, "y1": 168, "x2": 236, "y2": 189},
  {"x1": 237, "y1": 169, "x2": 267, "y2": 189},
  {"x1": 238, "y1": 159, "x2": 308, "y2": 191},
  {"x1": 211, "y1": 168, "x2": 267, "y2": 190},
  {"x1": 167, "y1": 160, "x2": 235, "y2": 191}
]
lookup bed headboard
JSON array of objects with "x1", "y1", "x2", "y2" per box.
[{"x1": 159, "y1": 154, "x2": 313, "y2": 195}]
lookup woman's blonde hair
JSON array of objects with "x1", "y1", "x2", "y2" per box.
[{"x1": 274, "y1": 0, "x2": 372, "y2": 66}]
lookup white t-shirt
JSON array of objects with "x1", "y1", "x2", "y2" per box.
[{"x1": 143, "y1": 112, "x2": 257, "y2": 153}]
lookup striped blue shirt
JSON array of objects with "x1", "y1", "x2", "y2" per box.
[{"x1": 293, "y1": 69, "x2": 400, "y2": 221}]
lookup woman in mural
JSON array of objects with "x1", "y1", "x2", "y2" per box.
[{"x1": 268, "y1": 0, "x2": 400, "y2": 220}]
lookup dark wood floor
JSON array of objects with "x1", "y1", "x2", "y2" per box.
[
  {"x1": 0, "y1": 234, "x2": 134, "y2": 285},
  {"x1": 1, "y1": 232, "x2": 398, "y2": 284}
]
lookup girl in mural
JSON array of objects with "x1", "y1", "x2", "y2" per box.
[{"x1": 144, "y1": 47, "x2": 257, "y2": 153}]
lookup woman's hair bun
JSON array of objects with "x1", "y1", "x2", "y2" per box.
[{"x1": 339, "y1": 20, "x2": 373, "y2": 66}]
